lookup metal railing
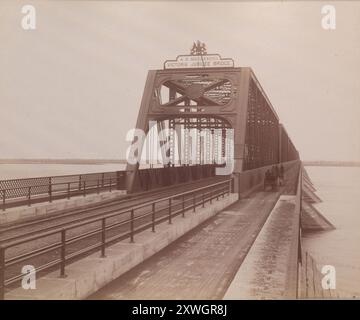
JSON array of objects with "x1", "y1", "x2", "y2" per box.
[
  {"x1": 0, "y1": 171, "x2": 124, "y2": 210},
  {"x1": 1, "y1": 177, "x2": 120, "y2": 211},
  {"x1": 0, "y1": 179, "x2": 232, "y2": 299},
  {"x1": 0, "y1": 164, "x2": 218, "y2": 210}
]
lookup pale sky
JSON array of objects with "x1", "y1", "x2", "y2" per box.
[{"x1": 1, "y1": 0, "x2": 359, "y2": 161}]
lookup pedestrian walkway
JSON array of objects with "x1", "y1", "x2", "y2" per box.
[
  {"x1": 89, "y1": 190, "x2": 281, "y2": 300},
  {"x1": 224, "y1": 195, "x2": 300, "y2": 299}
]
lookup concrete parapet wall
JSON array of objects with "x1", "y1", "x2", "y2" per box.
[
  {"x1": 0, "y1": 190, "x2": 126, "y2": 226},
  {"x1": 5, "y1": 193, "x2": 238, "y2": 300}
]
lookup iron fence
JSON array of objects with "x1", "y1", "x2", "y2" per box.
[
  {"x1": 0, "y1": 164, "x2": 218, "y2": 210},
  {"x1": 0, "y1": 171, "x2": 125, "y2": 210},
  {"x1": 0, "y1": 179, "x2": 232, "y2": 299}
]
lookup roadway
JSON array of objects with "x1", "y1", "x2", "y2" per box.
[{"x1": 89, "y1": 189, "x2": 282, "y2": 299}]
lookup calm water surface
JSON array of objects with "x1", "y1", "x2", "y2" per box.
[
  {"x1": 0, "y1": 163, "x2": 127, "y2": 180},
  {"x1": 303, "y1": 166, "x2": 360, "y2": 298}
]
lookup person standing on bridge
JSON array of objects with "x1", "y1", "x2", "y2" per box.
[
  {"x1": 279, "y1": 164, "x2": 285, "y2": 186},
  {"x1": 264, "y1": 169, "x2": 272, "y2": 191},
  {"x1": 271, "y1": 165, "x2": 279, "y2": 189}
]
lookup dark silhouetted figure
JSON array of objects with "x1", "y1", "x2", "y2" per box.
[
  {"x1": 279, "y1": 164, "x2": 285, "y2": 186},
  {"x1": 264, "y1": 169, "x2": 275, "y2": 191}
]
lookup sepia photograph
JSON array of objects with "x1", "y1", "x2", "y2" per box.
[{"x1": 0, "y1": 0, "x2": 359, "y2": 309}]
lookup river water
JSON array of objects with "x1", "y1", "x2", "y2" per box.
[
  {"x1": 0, "y1": 163, "x2": 128, "y2": 180},
  {"x1": 302, "y1": 166, "x2": 360, "y2": 298}
]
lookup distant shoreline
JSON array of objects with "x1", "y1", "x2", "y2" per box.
[
  {"x1": 0, "y1": 159, "x2": 359, "y2": 168},
  {"x1": 303, "y1": 161, "x2": 360, "y2": 167},
  {"x1": 0, "y1": 159, "x2": 127, "y2": 165}
]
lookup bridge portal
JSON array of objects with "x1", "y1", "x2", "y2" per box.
[{"x1": 126, "y1": 42, "x2": 299, "y2": 194}]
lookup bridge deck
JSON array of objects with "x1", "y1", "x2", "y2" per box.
[{"x1": 89, "y1": 190, "x2": 282, "y2": 300}]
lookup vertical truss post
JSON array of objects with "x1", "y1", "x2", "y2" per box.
[
  {"x1": 205, "y1": 122, "x2": 211, "y2": 165},
  {"x1": 175, "y1": 123, "x2": 182, "y2": 166},
  {"x1": 196, "y1": 118, "x2": 201, "y2": 165},
  {"x1": 184, "y1": 119, "x2": 190, "y2": 165},
  {"x1": 169, "y1": 119, "x2": 175, "y2": 165},
  {"x1": 221, "y1": 128, "x2": 226, "y2": 165}
]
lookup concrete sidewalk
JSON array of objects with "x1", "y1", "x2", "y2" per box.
[
  {"x1": 224, "y1": 195, "x2": 300, "y2": 299},
  {"x1": 89, "y1": 190, "x2": 281, "y2": 300}
]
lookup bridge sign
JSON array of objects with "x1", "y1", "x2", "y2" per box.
[
  {"x1": 164, "y1": 42, "x2": 234, "y2": 69},
  {"x1": 164, "y1": 54, "x2": 234, "y2": 69}
]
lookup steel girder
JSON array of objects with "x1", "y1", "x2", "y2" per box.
[{"x1": 125, "y1": 67, "x2": 298, "y2": 192}]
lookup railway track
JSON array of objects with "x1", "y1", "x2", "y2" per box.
[
  {"x1": 0, "y1": 177, "x2": 232, "y2": 298},
  {"x1": 0, "y1": 176, "x2": 227, "y2": 244}
]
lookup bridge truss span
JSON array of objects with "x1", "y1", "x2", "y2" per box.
[{"x1": 126, "y1": 46, "x2": 300, "y2": 193}]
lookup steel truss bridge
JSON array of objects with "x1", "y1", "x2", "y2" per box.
[
  {"x1": 126, "y1": 47, "x2": 299, "y2": 193},
  {"x1": 0, "y1": 44, "x2": 302, "y2": 299},
  {"x1": 0, "y1": 46, "x2": 299, "y2": 209}
]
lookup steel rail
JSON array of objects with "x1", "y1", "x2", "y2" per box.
[
  {"x1": 0, "y1": 179, "x2": 232, "y2": 299},
  {"x1": 0, "y1": 176, "x2": 226, "y2": 242}
]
